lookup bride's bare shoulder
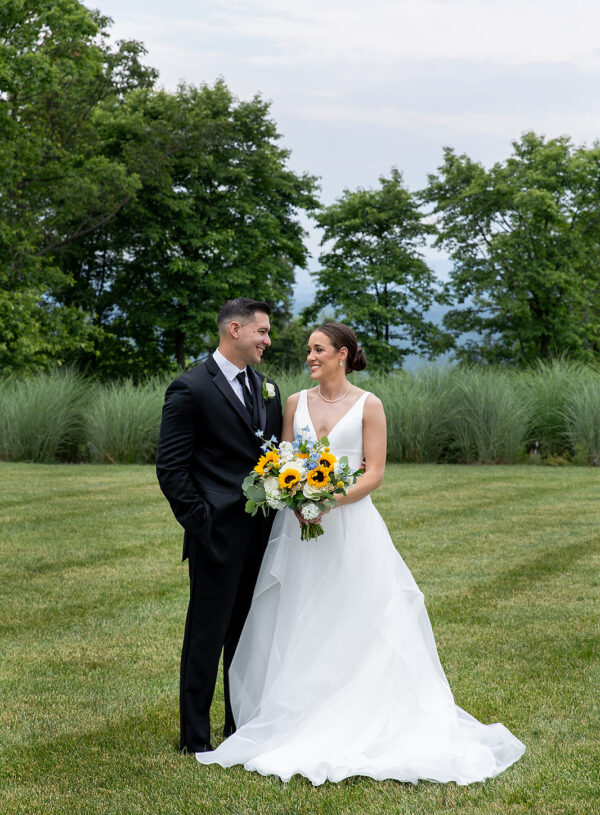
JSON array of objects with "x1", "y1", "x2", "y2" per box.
[
  {"x1": 283, "y1": 390, "x2": 303, "y2": 415},
  {"x1": 357, "y1": 388, "x2": 384, "y2": 416},
  {"x1": 284, "y1": 390, "x2": 303, "y2": 406}
]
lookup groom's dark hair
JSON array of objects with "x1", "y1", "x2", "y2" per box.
[{"x1": 217, "y1": 298, "x2": 271, "y2": 333}]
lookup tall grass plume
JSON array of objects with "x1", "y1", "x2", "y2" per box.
[
  {"x1": 0, "y1": 368, "x2": 87, "y2": 462},
  {"x1": 85, "y1": 379, "x2": 165, "y2": 464}
]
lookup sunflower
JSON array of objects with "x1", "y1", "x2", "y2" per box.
[
  {"x1": 317, "y1": 451, "x2": 336, "y2": 470},
  {"x1": 264, "y1": 450, "x2": 280, "y2": 467},
  {"x1": 278, "y1": 468, "x2": 302, "y2": 491},
  {"x1": 253, "y1": 455, "x2": 268, "y2": 475},
  {"x1": 306, "y1": 466, "x2": 331, "y2": 488}
]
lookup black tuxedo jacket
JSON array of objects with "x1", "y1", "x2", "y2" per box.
[{"x1": 156, "y1": 354, "x2": 282, "y2": 563}]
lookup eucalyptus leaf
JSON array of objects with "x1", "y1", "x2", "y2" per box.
[
  {"x1": 242, "y1": 474, "x2": 257, "y2": 491},
  {"x1": 244, "y1": 484, "x2": 266, "y2": 502}
]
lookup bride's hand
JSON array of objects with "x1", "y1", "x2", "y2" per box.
[{"x1": 294, "y1": 504, "x2": 334, "y2": 526}]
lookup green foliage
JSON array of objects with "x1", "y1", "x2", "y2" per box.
[
  {"x1": 1, "y1": 6, "x2": 319, "y2": 378},
  {"x1": 371, "y1": 366, "x2": 457, "y2": 463},
  {"x1": 446, "y1": 368, "x2": 531, "y2": 464},
  {"x1": 0, "y1": 368, "x2": 87, "y2": 461},
  {"x1": 0, "y1": 0, "x2": 156, "y2": 371},
  {"x1": 263, "y1": 366, "x2": 312, "y2": 403},
  {"x1": 520, "y1": 359, "x2": 586, "y2": 457},
  {"x1": 85, "y1": 379, "x2": 166, "y2": 463},
  {"x1": 563, "y1": 370, "x2": 600, "y2": 465},
  {"x1": 306, "y1": 168, "x2": 451, "y2": 369},
  {"x1": 59, "y1": 81, "x2": 320, "y2": 376},
  {"x1": 424, "y1": 132, "x2": 600, "y2": 364},
  {"x1": 1, "y1": 365, "x2": 600, "y2": 465},
  {"x1": 263, "y1": 318, "x2": 312, "y2": 371},
  {"x1": 0, "y1": 368, "x2": 600, "y2": 464},
  {"x1": 0, "y1": 287, "x2": 99, "y2": 374}
]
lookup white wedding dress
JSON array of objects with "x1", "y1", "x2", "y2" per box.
[{"x1": 197, "y1": 390, "x2": 525, "y2": 785}]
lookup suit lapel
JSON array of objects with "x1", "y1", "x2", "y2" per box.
[
  {"x1": 248, "y1": 367, "x2": 267, "y2": 432},
  {"x1": 206, "y1": 354, "x2": 255, "y2": 433}
]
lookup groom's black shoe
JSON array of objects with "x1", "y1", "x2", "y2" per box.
[{"x1": 182, "y1": 744, "x2": 212, "y2": 755}]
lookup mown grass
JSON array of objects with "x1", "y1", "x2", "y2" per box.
[{"x1": 1, "y1": 463, "x2": 599, "y2": 815}]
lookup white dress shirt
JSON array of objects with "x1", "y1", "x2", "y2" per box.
[{"x1": 213, "y1": 348, "x2": 250, "y2": 405}]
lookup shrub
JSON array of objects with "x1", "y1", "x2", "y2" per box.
[
  {"x1": 447, "y1": 368, "x2": 531, "y2": 464},
  {"x1": 85, "y1": 379, "x2": 166, "y2": 464},
  {"x1": 520, "y1": 359, "x2": 585, "y2": 457},
  {"x1": 563, "y1": 371, "x2": 600, "y2": 465},
  {"x1": 374, "y1": 367, "x2": 456, "y2": 463},
  {"x1": 0, "y1": 369, "x2": 87, "y2": 462}
]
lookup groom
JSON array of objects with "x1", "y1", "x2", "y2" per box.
[{"x1": 156, "y1": 298, "x2": 282, "y2": 755}]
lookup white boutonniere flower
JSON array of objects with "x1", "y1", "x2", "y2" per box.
[{"x1": 262, "y1": 380, "x2": 276, "y2": 400}]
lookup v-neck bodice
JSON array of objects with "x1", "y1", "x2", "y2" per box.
[{"x1": 294, "y1": 389, "x2": 369, "y2": 470}]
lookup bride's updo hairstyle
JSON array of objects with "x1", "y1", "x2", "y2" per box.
[{"x1": 315, "y1": 322, "x2": 367, "y2": 373}]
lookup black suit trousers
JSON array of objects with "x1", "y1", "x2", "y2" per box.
[{"x1": 179, "y1": 516, "x2": 271, "y2": 752}]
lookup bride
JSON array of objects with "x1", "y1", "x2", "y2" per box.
[{"x1": 196, "y1": 322, "x2": 525, "y2": 785}]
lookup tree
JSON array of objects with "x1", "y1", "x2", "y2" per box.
[
  {"x1": 305, "y1": 169, "x2": 450, "y2": 369},
  {"x1": 263, "y1": 318, "x2": 311, "y2": 370},
  {"x1": 57, "y1": 81, "x2": 320, "y2": 376},
  {"x1": 0, "y1": 0, "x2": 156, "y2": 371},
  {"x1": 423, "y1": 132, "x2": 600, "y2": 364}
]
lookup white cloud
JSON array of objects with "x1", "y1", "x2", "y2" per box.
[
  {"x1": 285, "y1": 103, "x2": 600, "y2": 144},
  {"x1": 102, "y1": 1, "x2": 600, "y2": 192},
  {"x1": 107, "y1": 0, "x2": 600, "y2": 72}
]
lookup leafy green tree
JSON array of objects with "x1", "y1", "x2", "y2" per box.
[
  {"x1": 58, "y1": 81, "x2": 320, "y2": 375},
  {"x1": 0, "y1": 0, "x2": 156, "y2": 371},
  {"x1": 305, "y1": 169, "x2": 450, "y2": 369},
  {"x1": 423, "y1": 132, "x2": 600, "y2": 364},
  {"x1": 262, "y1": 318, "x2": 312, "y2": 371}
]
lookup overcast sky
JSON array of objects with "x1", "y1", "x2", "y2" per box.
[{"x1": 96, "y1": 0, "x2": 600, "y2": 306}]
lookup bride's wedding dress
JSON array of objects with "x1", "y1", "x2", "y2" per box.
[{"x1": 197, "y1": 390, "x2": 525, "y2": 785}]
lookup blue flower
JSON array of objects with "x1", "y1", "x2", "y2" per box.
[
  {"x1": 255, "y1": 429, "x2": 263, "y2": 438},
  {"x1": 260, "y1": 443, "x2": 269, "y2": 452},
  {"x1": 270, "y1": 435, "x2": 278, "y2": 443}
]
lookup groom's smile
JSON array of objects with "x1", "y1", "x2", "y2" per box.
[{"x1": 234, "y1": 311, "x2": 272, "y2": 367}]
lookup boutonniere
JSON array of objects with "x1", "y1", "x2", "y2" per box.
[{"x1": 262, "y1": 380, "x2": 276, "y2": 400}]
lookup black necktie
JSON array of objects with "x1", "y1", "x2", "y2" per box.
[{"x1": 236, "y1": 371, "x2": 256, "y2": 424}]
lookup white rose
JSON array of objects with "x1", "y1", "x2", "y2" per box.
[
  {"x1": 263, "y1": 476, "x2": 279, "y2": 493},
  {"x1": 302, "y1": 482, "x2": 322, "y2": 499},
  {"x1": 266, "y1": 495, "x2": 286, "y2": 510},
  {"x1": 265, "y1": 382, "x2": 276, "y2": 398},
  {"x1": 301, "y1": 502, "x2": 321, "y2": 520}
]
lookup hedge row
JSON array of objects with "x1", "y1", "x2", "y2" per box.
[{"x1": 1, "y1": 361, "x2": 599, "y2": 465}]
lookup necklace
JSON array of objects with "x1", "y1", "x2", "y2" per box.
[{"x1": 318, "y1": 383, "x2": 350, "y2": 403}]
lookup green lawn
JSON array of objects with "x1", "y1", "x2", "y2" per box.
[{"x1": 1, "y1": 462, "x2": 598, "y2": 815}]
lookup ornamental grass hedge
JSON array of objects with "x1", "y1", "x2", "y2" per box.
[{"x1": 1, "y1": 361, "x2": 599, "y2": 465}]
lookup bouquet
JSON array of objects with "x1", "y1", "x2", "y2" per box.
[{"x1": 242, "y1": 427, "x2": 363, "y2": 540}]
